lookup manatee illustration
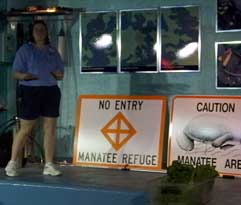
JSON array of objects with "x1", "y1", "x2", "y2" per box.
[{"x1": 176, "y1": 114, "x2": 241, "y2": 151}]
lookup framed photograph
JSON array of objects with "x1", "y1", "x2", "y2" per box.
[
  {"x1": 81, "y1": 11, "x2": 117, "y2": 73},
  {"x1": 120, "y1": 9, "x2": 158, "y2": 72},
  {"x1": 160, "y1": 6, "x2": 200, "y2": 72},
  {"x1": 216, "y1": 41, "x2": 241, "y2": 89},
  {"x1": 217, "y1": 0, "x2": 241, "y2": 31}
]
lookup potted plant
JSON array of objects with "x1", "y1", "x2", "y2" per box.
[{"x1": 154, "y1": 161, "x2": 219, "y2": 205}]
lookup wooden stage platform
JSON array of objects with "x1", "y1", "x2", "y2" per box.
[
  {"x1": 0, "y1": 163, "x2": 241, "y2": 205},
  {"x1": 0, "y1": 163, "x2": 162, "y2": 205}
]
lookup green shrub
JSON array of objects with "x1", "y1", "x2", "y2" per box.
[
  {"x1": 193, "y1": 164, "x2": 219, "y2": 183},
  {"x1": 167, "y1": 160, "x2": 194, "y2": 183},
  {"x1": 155, "y1": 161, "x2": 219, "y2": 205},
  {"x1": 167, "y1": 160, "x2": 219, "y2": 183}
]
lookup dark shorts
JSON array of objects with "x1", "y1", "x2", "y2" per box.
[{"x1": 17, "y1": 85, "x2": 61, "y2": 120}]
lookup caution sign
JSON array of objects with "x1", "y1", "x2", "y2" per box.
[
  {"x1": 73, "y1": 95, "x2": 167, "y2": 171},
  {"x1": 169, "y1": 96, "x2": 241, "y2": 177}
]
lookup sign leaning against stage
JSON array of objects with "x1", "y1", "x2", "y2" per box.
[
  {"x1": 169, "y1": 96, "x2": 241, "y2": 177},
  {"x1": 73, "y1": 95, "x2": 167, "y2": 172}
]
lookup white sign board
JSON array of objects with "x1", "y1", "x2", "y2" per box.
[
  {"x1": 73, "y1": 95, "x2": 167, "y2": 172},
  {"x1": 169, "y1": 96, "x2": 241, "y2": 176}
]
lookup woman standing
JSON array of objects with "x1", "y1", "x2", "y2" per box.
[{"x1": 5, "y1": 20, "x2": 64, "y2": 177}]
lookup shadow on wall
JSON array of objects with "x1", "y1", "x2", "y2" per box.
[
  {"x1": 129, "y1": 73, "x2": 191, "y2": 95},
  {"x1": 0, "y1": 17, "x2": 7, "y2": 33},
  {"x1": 129, "y1": 73, "x2": 190, "y2": 168},
  {"x1": 55, "y1": 14, "x2": 81, "y2": 160}
]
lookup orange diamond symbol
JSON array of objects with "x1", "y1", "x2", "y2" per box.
[{"x1": 101, "y1": 112, "x2": 137, "y2": 151}]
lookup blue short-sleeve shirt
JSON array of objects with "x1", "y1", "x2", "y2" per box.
[{"x1": 13, "y1": 42, "x2": 64, "y2": 86}]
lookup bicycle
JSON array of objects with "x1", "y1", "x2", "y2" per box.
[{"x1": 0, "y1": 109, "x2": 44, "y2": 167}]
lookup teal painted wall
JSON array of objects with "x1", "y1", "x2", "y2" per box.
[
  {"x1": 1, "y1": 0, "x2": 241, "y2": 165},
  {"x1": 0, "y1": 0, "x2": 7, "y2": 125},
  {"x1": 6, "y1": 0, "x2": 58, "y2": 10},
  {"x1": 54, "y1": 0, "x2": 241, "y2": 165},
  {"x1": 57, "y1": 0, "x2": 241, "y2": 97},
  {"x1": 0, "y1": 0, "x2": 6, "y2": 10}
]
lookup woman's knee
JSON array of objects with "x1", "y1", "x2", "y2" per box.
[
  {"x1": 43, "y1": 117, "x2": 57, "y2": 136},
  {"x1": 18, "y1": 127, "x2": 34, "y2": 137},
  {"x1": 18, "y1": 119, "x2": 36, "y2": 136}
]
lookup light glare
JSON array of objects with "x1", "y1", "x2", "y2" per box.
[
  {"x1": 94, "y1": 34, "x2": 112, "y2": 49},
  {"x1": 176, "y1": 42, "x2": 198, "y2": 59}
]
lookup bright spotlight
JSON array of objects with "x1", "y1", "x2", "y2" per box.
[
  {"x1": 176, "y1": 42, "x2": 198, "y2": 59},
  {"x1": 94, "y1": 34, "x2": 113, "y2": 49}
]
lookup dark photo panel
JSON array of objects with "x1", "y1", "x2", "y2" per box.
[
  {"x1": 121, "y1": 10, "x2": 157, "y2": 72},
  {"x1": 160, "y1": 6, "x2": 199, "y2": 72},
  {"x1": 217, "y1": 42, "x2": 241, "y2": 89},
  {"x1": 217, "y1": 0, "x2": 241, "y2": 31},
  {"x1": 81, "y1": 12, "x2": 117, "y2": 72}
]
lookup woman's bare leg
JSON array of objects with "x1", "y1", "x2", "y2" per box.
[
  {"x1": 43, "y1": 117, "x2": 57, "y2": 163},
  {"x1": 42, "y1": 117, "x2": 61, "y2": 176},
  {"x1": 11, "y1": 119, "x2": 37, "y2": 161}
]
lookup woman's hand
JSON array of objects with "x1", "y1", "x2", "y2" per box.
[
  {"x1": 13, "y1": 71, "x2": 38, "y2": 81},
  {"x1": 51, "y1": 70, "x2": 64, "y2": 80}
]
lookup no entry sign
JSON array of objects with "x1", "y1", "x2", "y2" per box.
[{"x1": 73, "y1": 95, "x2": 167, "y2": 172}]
